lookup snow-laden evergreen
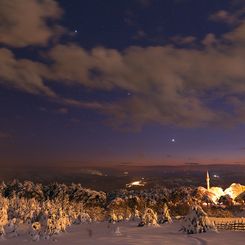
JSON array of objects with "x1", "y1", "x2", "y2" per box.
[{"x1": 181, "y1": 205, "x2": 216, "y2": 234}]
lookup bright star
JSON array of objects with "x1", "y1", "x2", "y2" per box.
[
  {"x1": 74, "y1": 30, "x2": 78, "y2": 33},
  {"x1": 171, "y1": 138, "x2": 175, "y2": 142}
]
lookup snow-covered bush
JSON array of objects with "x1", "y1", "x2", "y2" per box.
[
  {"x1": 138, "y1": 208, "x2": 158, "y2": 226},
  {"x1": 74, "y1": 212, "x2": 91, "y2": 224},
  {"x1": 133, "y1": 209, "x2": 141, "y2": 221},
  {"x1": 4, "y1": 218, "x2": 17, "y2": 237},
  {"x1": 109, "y1": 210, "x2": 118, "y2": 223},
  {"x1": 29, "y1": 222, "x2": 41, "y2": 241},
  {"x1": 181, "y1": 205, "x2": 216, "y2": 234}
]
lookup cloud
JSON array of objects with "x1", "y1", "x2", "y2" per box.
[
  {"x1": 3, "y1": 21, "x2": 245, "y2": 129},
  {"x1": 209, "y1": 10, "x2": 238, "y2": 24},
  {"x1": 171, "y1": 35, "x2": 196, "y2": 46},
  {"x1": 209, "y1": 8, "x2": 245, "y2": 26},
  {"x1": 0, "y1": 48, "x2": 56, "y2": 97},
  {"x1": 61, "y1": 98, "x2": 104, "y2": 110},
  {"x1": 1, "y1": 3, "x2": 245, "y2": 129},
  {"x1": 223, "y1": 20, "x2": 245, "y2": 43},
  {"x1": 0, "y1": 0, "x2": 63, "y2": 47},
  {"x1": 42, "y1": 22, "x2": 245, "y2": 128},
  {"x1": 201, "y1": 33, "x2": 218, "y2": 47}
]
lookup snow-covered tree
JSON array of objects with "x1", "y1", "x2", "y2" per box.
[
  {"x1": 138, "y1": 208, "x2": 158, "y2": 226},
  {"x1": 158, "y1": 203, "x2": 172, "y2": 224},
  {"x1": 109, "y1": 210, "x2": 118, "y2": 223},
  {"x1": 0, "y1": 196, "x2": 9, "y2": 238},
  {"x1": 181, "y1": 205, "x2": 216, "y2": 234}
]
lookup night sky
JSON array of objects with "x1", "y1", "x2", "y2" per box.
[{"x1": 0, "y1": 0, "x2": 245, "y2": 166}]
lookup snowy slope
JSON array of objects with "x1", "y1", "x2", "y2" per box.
[{"x1": 1, "y1": 221, "x2": 244, "y2": 245}]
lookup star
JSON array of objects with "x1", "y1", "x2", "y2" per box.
[
  {"x1": 74, "y1": 30, "x2": 78, "y2": 33},
  {"x1": 127, "y1": 92, "x2": 131, "y2": 96},
  {"x1": 171, "y1": 138, "x2": 175, "y2": 143}
]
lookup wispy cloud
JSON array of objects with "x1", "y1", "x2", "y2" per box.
[
  {"x1": 209, "y1": 8, "x2": 245, "y2": 25},
  {"x1": 170, "y1": 35, "x2": 196, "y2": 45},
  {"x1": 209, "y1": 10, "x2": 238, "y2": 25}
]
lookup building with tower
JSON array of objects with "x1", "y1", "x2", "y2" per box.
[{"x1": 206, "y1": 171, "x2": 210, "y2": 190}]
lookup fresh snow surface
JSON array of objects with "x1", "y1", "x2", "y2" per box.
[{"x1": 1, "y1": 221, "x2": 244, "y2": 245}]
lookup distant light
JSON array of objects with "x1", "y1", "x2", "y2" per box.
[
  {"x1": 74, "y1": 30, "x2": 78, "y2": 33},
  {"x1": 213, "y1": 174, "x2": 220, "y2": 178},
  {"x1": 127, "y1": 92, "x2": 131, "y2": 96},
  {"x1": 171, "y1": 138, "x2": 175, "y2": 142},
  {"x1": 126, "y1": 180, "x2": 146, "y2": 188}
]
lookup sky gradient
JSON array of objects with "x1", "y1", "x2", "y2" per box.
[{"x1": 1, "y1": 0, "x2": 245, "y2": 166}]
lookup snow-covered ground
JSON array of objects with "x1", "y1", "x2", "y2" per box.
[{"x1": 1, "y1": 221, "x2": 244, "y2": 245}]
